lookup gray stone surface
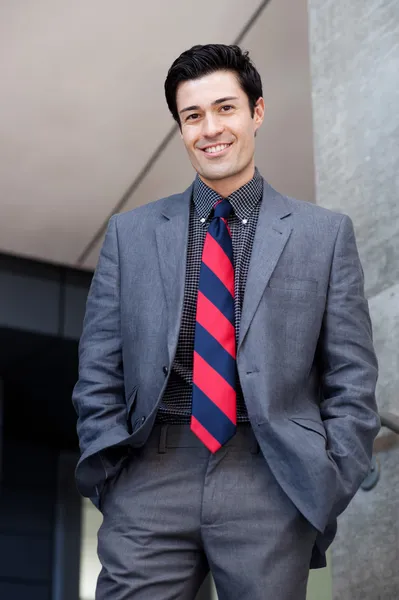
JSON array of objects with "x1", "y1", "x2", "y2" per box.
[
  {"x1": 308, "y1": 0, "x2": 399, "y2": 597},
  {"x1": 309, "y1": 0, "x2": 399, "y2": 299},
  {"x1": 331, "y1": 283, "x2": 399, "y2": 600},
  {"x1": 369, "y1": 282, "x2": 399, "y2": 416},
  {"x1": 332, "y1": 447, "x2": 399, "y2": 600}
]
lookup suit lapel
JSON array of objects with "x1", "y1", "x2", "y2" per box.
[
  {"x1": 155, "y1": 184, "x2": 193, "y2": 364},
  {"x1": 155, "y1": 178, "x2": 292, "y2": 363},
  {"x1": 237, "y1": 180, "x2": 292, "y2": 354}
]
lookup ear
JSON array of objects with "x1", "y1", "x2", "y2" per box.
[{"x1": 253, "y1": 97, "x2": 265, "y2": 134}]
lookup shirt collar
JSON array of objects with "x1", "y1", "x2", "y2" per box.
[{"x1": 193, "y1": 167, "x2": 263, "y2": 223}]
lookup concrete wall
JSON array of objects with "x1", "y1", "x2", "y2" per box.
[{"x1": 308, "y1": 0, "x2": 399, "y2": 597}]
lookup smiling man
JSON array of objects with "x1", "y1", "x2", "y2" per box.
[
  {"x1": 175, "y1": 69, "x2": 263, "y2": 195},
  {"x1": 73, "y1": 44, "x2": 379, "y2": 600}
]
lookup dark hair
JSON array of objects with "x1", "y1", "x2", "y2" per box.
[{"x1": 164, "y1": 44, "x2": 263, "y2": 126}]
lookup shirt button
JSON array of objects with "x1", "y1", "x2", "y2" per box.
[
  {"x1": 163, "y1": 366, "x2": 169, "y2": 375},
  {"x1": 200, "y1": 218, "x2": 206, "y2": 223},
  {"x1": 242, "y1": 218, "x2": 248, "y2": 225},
  {"x1": 141, "y1": 416, "x2": 146, "y2": 424}
]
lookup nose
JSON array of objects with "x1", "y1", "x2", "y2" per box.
[{"x1": 201, "y1": 112, "x2": 224, "y2": 139}]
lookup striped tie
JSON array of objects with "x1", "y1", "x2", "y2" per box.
[{"x1": 191, "y1": 197, "x2": 237, "y2": 453}]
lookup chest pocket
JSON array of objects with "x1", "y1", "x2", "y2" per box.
[{"x1": 268, "y1": 276, "x2": 318, "y2": 294}]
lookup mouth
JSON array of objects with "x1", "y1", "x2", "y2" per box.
[{"x1": 199, "y1": 142, "x2": 233, "y2": 158}]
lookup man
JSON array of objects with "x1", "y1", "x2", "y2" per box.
[{"x1": 73, "y1": 44, "x2": 380, "y2": 599}]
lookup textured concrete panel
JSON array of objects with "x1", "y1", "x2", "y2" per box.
[
  {"x1": 369, "y1": 282, "x2": 399, "y2": 416},
  {"x1": 331, "y1": 283, "x2": 399, "y2": 598},
  {"x1": 332, "y1": 447, "x2": 399, "y2": 600},
  {"x1": 309, "y1": 0, "x2": 399, "y2": 299},
  {"x1": 309, "y1": 0, "x2": 399, "y2": 598}
]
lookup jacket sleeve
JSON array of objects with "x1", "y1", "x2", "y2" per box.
[
  {"x1": 318, "y1": 214, "x2": 380, "y2": 519},
  {"x1": 72, "y1": 215, "x2": 129, "y2": 494}
]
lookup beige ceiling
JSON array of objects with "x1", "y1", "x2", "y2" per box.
[{"x1": 0, "y1": 0, "x2": 315, "y2": 271}]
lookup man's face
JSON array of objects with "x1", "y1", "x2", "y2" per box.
[{"x1": 176, "y1": 70, "x2": 264, "y2": 186}]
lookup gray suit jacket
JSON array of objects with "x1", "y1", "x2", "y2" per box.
[{"x1": 72, "y1": 179, "x2": 380, "y2": 569}]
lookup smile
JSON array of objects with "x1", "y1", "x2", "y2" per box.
[{"x1": 201, "y1": 143, "x2": 233, "y2": 157}]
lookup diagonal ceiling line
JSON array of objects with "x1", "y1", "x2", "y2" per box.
[
  {"x1": 77, "y1": 0, "x2": 272, "y2": 265},
  {"x1": 234, "y1": 0, "x2": 272, "y2": 46}
]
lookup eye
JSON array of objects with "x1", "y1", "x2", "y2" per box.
[
  {"x1": 186, "y1": 113, "x2": 200, "y2": 121},
  {"x1": 220, "y1": 105, "x2": 233, "y2": 112}
]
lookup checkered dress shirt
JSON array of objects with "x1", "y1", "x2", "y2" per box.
[{"x1": 155, "y1": 168, "x2": 263, "y2": 423}]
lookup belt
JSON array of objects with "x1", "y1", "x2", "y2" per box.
[{"x1": 146, "y1": 423, "x2": 260, "y2": 454}]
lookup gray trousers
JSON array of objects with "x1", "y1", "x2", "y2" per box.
[{"x1": 96, "y1": 423, "x2": 317, "y2": 600}]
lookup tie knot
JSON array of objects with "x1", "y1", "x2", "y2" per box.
[{"x1": 213, "y1": 198, "x2": 233, "y2": 219}]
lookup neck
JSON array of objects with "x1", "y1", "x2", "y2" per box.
[{"x1": 199, "y1": 163, "x2": 256, "y2": 198}]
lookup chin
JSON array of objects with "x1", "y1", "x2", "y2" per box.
[{"x1": 199, "y1": 165, "x2": 237, "y2": 181}]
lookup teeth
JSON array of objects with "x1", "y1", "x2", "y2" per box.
[{"x1": 204, "y1": 144, "x2": 230, "y2": 154}]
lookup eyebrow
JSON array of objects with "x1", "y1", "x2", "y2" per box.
[{"x1": 179, "y1": 96, "x2": 239, "y2": 115}]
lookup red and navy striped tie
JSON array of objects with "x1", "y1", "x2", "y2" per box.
[{"x1": 191, "y1": 198, "x2": 237, "y2": 452}]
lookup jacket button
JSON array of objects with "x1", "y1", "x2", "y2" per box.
[{"x1": 163, "y1": 366, "x2": 168, "y2": 375}]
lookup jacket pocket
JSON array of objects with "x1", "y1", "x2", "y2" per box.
[
  {"x1": 268, "y1": 276, "x2": 318, "y2": 293},
  {"x1": 126, "y1": 385, "x2": 139, "y2": 430},
  {"x1": 288, "y1": 416, "x2": 327, "y2": 441}
]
